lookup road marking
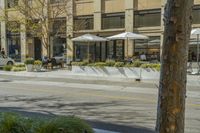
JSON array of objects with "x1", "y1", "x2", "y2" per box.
[
  {"x1": 94, "y1": 128, "x2": 120, "y2": 133},
  {"x1": 0, "y1": 80, "x2": 199, "y2": 108}
]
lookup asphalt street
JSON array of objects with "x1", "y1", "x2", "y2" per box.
[{"x1": 0, "y1": 74, "x2": 199, "y2": 133}]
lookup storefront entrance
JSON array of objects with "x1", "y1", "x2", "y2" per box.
[
  {"x1": 34, "y1": 37, "x2": 42, "y2": 60},
  {"x1": 74, "y1": 40, "x2": 124, "y2": 62},
  {"x1": 7, "y1": 34, "x2": 21, "y2": 62},
  {"x1": 106, "y1": 40, "x2": 124, "y2": 61}
]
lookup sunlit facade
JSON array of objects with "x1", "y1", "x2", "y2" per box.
[{"x1": 0, "y1": 0, "x2": 200, "y2": 62}]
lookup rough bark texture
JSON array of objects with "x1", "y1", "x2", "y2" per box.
[{"x1": 156, "y1": 0, "x2": 194, "y2": 133}]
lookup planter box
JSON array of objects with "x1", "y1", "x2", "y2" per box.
[
  {"x1": 123, "y1": 67, "x2": 141, "y2": 79},
  {"x1": 103, "y1": 67, "x2": 125, "y2": 78},
  {"x1": 84, "y1": 66, "x2": 105, "y2": 76},
  {"x1": 71, "y1": 66, "x2": 160, "y2": 79},
  {"x1": 71, "y1": 66, "x2": 86, "y2": 75},
  {"x1": 34, "y1": 65, "x2": 42, "y2": 72},
  {"x1": 141, "y1": 68, "x2": 160, "y2": 79},
  {"x1": 26, "y1": 64, "x2": 33, "y2": 72}
]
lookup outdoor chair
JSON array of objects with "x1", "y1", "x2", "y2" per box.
[{"x1": 51, "y1": 58, "x2": 64, "y2": 69}]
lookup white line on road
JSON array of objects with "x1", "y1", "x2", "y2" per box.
[
  {"x1": 94, "y1": 128, "x2": 120, "y2": 133},
  {"x1": 8, "y1": 80, "x2": 157, "y2": 94}
]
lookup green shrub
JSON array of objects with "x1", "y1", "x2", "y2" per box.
[
  {"x1": 114, "y1": 62, "x2": 124, "y2": 67},
  {"x1": 24, "y1": 58, "x2": 34, "y2": 65},
  {"x1": 93, "y1": 62, "x2": 107, "y2": 67},
  {"x1": 14, "y1": 64, "x2": 25, "y2": 68},
  {"x1": 3, "y1": 65, "x2": 13, "y2": 71},
  {"x1": 37, "y1": 116, "x2": 94, "y2": 133},
  {"x1": 0, "y1": 113, "x2": 34, "y2": 133},
  {"x1": 34, "y1": 60, "x2": 42, "y2": 65},
  {"x1": 71, "y1": 61, "x2": 88, "y2": 66},
  {"x1": 140, "y1": 63, "x2": 148, "y2": 68},
  {"x1": 87, "y1": 63, "x2": 95, "y2": 67},
  {"x1": 105, "y1": 59, "x2": 115, "y2": 66},
  {"x1": 152, "y1": 64, "x2": 161, "y2": 71},
  {"x1": 0, "y1": 113, "x2": 94, "y2": 133},
  {"x1": 12, "y1": 66, "x2": 26, "y2": 72},
  {"x1": 140, "y1": 63, "x2": 161, "y2": 71},
  {"x1": 132, "y1": 60, "x2": 143, "y2": 67}
]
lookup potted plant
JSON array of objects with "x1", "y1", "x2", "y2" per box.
[
  {"x1": 24, "y1": 58, "x2": 34, "y2": 72},
  {"x1": 34, "y1": 60, "x2": 42, "y2": 71}
]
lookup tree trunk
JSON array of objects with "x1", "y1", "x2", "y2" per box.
[{"x1": 156, "y1": 0, "x2": 194, "y2": 133}]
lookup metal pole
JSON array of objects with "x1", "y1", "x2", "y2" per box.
[
  {"x1": 88, "y1": 42, "x2": 90, "y2": 62},
  {"x1": 127, "y1": 38, "x2": 128, "y2": 58},
  {"x1": 197, "y1": 34, "x2": 200, "y2": 74}
]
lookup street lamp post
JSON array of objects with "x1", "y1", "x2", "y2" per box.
[{"x1": 197, "y1": 34, "x2": 200, "y2": 73}]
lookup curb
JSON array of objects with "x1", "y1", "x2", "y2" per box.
[{"x1": 94, "y1": 128, "x2": 120, "y2": 133}]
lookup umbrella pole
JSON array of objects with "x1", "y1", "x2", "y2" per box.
[
  {"x1": 126, "y1": 38, "x2": 128, "y2": 58},
  {"x1": 197, "y1": 34, "x2": 200, "y2": 73},
  {"x1": 88, "y1": 42, "x2": 90, "y2": 62}
]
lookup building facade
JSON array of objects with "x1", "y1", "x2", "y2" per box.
[{"x1": 0, "y1": 0, "x2": 200, "y2": 62}]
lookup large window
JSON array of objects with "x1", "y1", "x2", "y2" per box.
[
  {"x1": 53, "y1": 37, "x2": 66, "y2": 56},
  {"x1": 189, "y1": 39, "x2": 200, "y2": 61},
  {"x1": 106, "y1": 40, "x2": 124, "y2": 61},
  {"x1": 6, "y1": 21, "x2": 21, "y2": 62},
  {"x1": 134, "y1": 36, "x2": 160, "y2": 60},
  {"x1": 51, "y1": 18, "x2": 66, "y2": 56},
  {"x1": 50, "y1": 0, "x2": 65, "y2": 4},
  {"x1": 102, "y1": 12, "x2": 125, "y2": 29},
  {"x1": 74, "y1": 15, "x2": 94, "y2": 31},
  {"x1": 7, "y1": 0, "x2": 19, "y2": 8},
  {"x1": 134, "y1": 9, "x2": 161, "y2": 27},
  {"x1": 193, "y1": 5, "x2": 200, "y2": 24},
  {"x1": 52, "y1": 18, "x2": 66, "y2": 35}
]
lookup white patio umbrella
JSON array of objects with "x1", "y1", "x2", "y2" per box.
[
  {"x1": 148, "y1": 39, "x2": 160, "y2": 45},
  {"x1": 191, "y1": 28, "x2": 200, "y2": 73},
  {"x1": 107, "y1": 32, "x2": 148, "y2": 57},
  {"x1": 190, "y1": 41, "x2": 199, "y2": 45},
  {"x1": 72, "y1": 34, "x2": 107, "y2": 61}
]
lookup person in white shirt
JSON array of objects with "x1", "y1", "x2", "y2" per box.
[{"x1": 140, "y1": 52, "x2": 147, "y2": 61}]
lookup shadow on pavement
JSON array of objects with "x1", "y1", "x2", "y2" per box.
[
  {"x1": 87, "y1": 120, "x2": 156, "y2": 133},
  {"x1": 0, "y1": 107, "x2": 156, "y2": 133}
]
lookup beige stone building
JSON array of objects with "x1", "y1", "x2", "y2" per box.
[{"x1": 0, "y1": 0, "x2": 200, "y2": 62}]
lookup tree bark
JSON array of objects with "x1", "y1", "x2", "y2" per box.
[{"x1": 156, "y1": 0, "x2": 194, "y2": 133}]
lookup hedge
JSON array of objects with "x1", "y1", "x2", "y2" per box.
[
  {"x1": 0, "y1": 113, "x2": 94, "y2": 133},
  {"x1": 71, "y1": 60, "x2": 160, "y2": 70}
]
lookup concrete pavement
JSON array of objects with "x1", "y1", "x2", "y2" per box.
[
  {"x1": 0, "y1": 73, "x2": 199, "y2": 133},
  {"x1": 0, "y1": 69, "x2": 199, "y2": 86}
]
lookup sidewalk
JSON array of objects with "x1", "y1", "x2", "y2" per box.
[{"x1": 0, "y1": 69, "x2": 199, "y2": 86}]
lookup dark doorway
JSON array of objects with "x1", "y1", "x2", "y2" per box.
[{"x1": 34, "y1": 37, "x2": 42, "y2": 60}]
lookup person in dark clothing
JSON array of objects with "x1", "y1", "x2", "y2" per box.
[
  {"x1": 188, "y1": 50, "x2": 192, "y2": 62},
  {"x1": 188, "y1": 50, "x2": 193, "y2": 73},
  {"x1": 1, "y1": 48, "x2": 5, "y2": 56}
]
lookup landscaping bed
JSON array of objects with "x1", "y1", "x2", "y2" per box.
[
  {"x1": 2, "y1": 64, "x2": 26, "y2": 72},
  {"x1": 71, "y1": 60, "x2": 160, "y2": 79},
  {"x1": 0, "y1": 113, "x2": 94, "y2": 133}
]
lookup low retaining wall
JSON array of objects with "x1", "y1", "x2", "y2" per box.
[{"x1": 71, "y1": 66, "x2": 160, "y2": 80}]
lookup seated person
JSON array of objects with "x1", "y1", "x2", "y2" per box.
[
  {"x1": 140, "y1": 52, "x2": 147, "y2": 61},
  {"x1": 125, "y1": 56, "x2": 132, "y2": 64},
  {"x1": 151, "y1": 52, "x2": 158, "y2": 60},
  {"x1": 42, "y1": 55, "x2": 49, "y2": 65}
]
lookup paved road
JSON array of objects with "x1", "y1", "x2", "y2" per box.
[{"x1": 0, "y1": 74, "x2": 199, "y2": 133}]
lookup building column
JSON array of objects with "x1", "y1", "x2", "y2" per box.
[
  {"x1": 160, "y1": 0, "x2": 167, "y2": 59},
  {"x1": 20, "y1": 23, "x2": 27, "y2": 62},
  {"x1": 94, "y1": 0, "x2": 101, "y2": 31},
  {"x1": 1, "y1": 21, "x2": 7, "y2": 54},
  {"x1": 66, "y1": 0, "x2": 74, "y2": 63},
  {"x1": 50, "y1": 36, "x2": 54, "y2": 57},
  {"x1": 0, "y1": 0, "x2": 7, "y2": 55},
  {"x1": 125, "y1": 0, "x2": 135, "y2": 57}
]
